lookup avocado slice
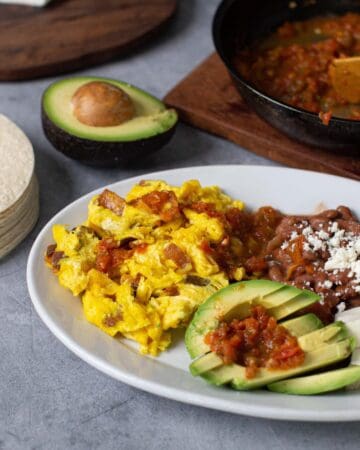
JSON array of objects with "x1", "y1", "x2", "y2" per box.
[
  {"x1": 42, "y1": 77, "x2": 178, "y2": 167},
  {"x1": 190, "y1": 313, "x2": 324, "y2": 376},
  {"x1": 281, "y1": 313, "x2": 323, "y2": 337},
  {"x1": 298, "y1": 322, "x2": 349, "y2": 352},
  {"x1": 202, "y1": 339, "x2": 353, "y2": 389},
  {"x1": 268, "y1": 365, "x2": 360, "y2": 395},
  {"x1": 190, "y1": 352, "x2": 223, "y2": 377},
  {"x1": 185, "y1": 280, "x2": 320, "y2": 359}
]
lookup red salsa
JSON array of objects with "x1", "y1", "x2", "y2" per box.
[
  {"x1": 204, "y1": 305, "x2": 305, "y2": 379},
  {"x1": 234, "y1": 13, "x2": 360, "y2": 124}
]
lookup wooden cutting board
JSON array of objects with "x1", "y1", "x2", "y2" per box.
[
  {"x1": 0, "y1": 0, "x2": 177, "y2": 80},
  {"x1": 164, "y1": 53, "x2": 360, "y2": 181}
]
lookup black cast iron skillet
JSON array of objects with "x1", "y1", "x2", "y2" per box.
[{"x1": 213, "y1": 0, "x2": 360, "y2": 152}]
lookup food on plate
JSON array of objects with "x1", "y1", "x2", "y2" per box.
[
  {"x1": 187, "y1": 280, "x2": 360, "y2": 394},
  {"x1": 0, "y1": 114, "x2": 39, "y2": 258},
  {"x1": 234, "y1": 13, "x2": 360, "y2": 124},
  {"x1": 45, "y1": 177, "x2": 360, "y2": 395},
  {"x1": 45, "y1": 179, "x2": 246, "y2": 355},
  {"x1": 41, "y1": 77, "x2": 178, "y2": 166}
]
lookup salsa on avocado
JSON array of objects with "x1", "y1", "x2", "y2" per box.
[
  {"x1": 204, "y1": 305, "x2": 305, "y2": 379},
  {"x1": 234, "y1": 13, "x2": 360, "y2": 124}
]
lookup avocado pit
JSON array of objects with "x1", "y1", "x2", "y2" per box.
[{"x1": 71, "y1": 81, "x2": 135, "y2": 127}]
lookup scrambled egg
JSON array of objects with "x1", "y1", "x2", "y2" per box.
[{"x1": 46, "y1": 180, "x2": 245, "y2": 355}]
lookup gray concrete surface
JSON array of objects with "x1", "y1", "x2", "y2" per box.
[{"x1": 1, "y1": 1, "x2": 359, "y2": 449}]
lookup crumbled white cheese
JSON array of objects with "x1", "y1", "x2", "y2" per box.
[
  {"x1": 307, "y1": 234, "x2": 325, "y2": 251},
  {"x1": 330, "y1": 222, "x2": 339, "y2": 233},
  {"x1": 295, "y1": 218, "x2": 360, "y2": 292},
  {"x1": 324, "y1": 231, "x2": 360, "y2": 293},
  {"x1": 302, "y1": 226, "x2": 313, "y2": 237},
  {"x1": 290, "y1": 231, "x2": 299, "y2": 240},
  {"x1": 323, "y1": 280, "x2": 333, "y2": 289},
  {"x1": 318, "y1": 230, "x2": 329, "y2": 240},
  {"x1": 336, "y1": 302, "x2": 346, "y2": 314}
]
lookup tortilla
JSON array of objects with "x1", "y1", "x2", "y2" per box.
[
  {"x1": 0, "y1": 114, "x2": 34, "y2": 215},
  {"x1": 0, "y1": 176, "x2": 39, "y2": 258},
  {"x1": 0, "y1": 115, "x2": 39, "y2": 258}
]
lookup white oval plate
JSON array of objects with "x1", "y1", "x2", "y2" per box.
[{"x1": 27, "y1": 165, "x2": 360, "y2": 422}]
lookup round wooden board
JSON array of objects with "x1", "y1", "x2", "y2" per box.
[{"x1": 0, "y1": 0, "x2": 177, "y2": 80}]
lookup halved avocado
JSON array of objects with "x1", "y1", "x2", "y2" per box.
[{"x1": 41, "y1": 77, "x2": 178, "y2": 167}]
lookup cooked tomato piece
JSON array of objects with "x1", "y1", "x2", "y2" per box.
[
  {"x1": 95, "y1": 253, "x2": 112, "y2": 273},
  {"x1": 134, "y1": 243, "x2": 148, "y2": 254},
  {"x1": 133, "y1": 190, "x2": 181, "y2": 222},
  {"x1": 98, "y1": 189, "x2": 126, "y2": 216},
  {"x1": 190, "y1": 201, "x2": 223, "y2": 219},
  {"x1": 163, "y1": 243, "x2": 191, "y2": 269},
  {"x1": 95, "y1": 238, "x2": 133, "y2": 276}
]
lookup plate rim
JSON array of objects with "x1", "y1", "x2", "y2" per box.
[{"x1": 27, "y1": 164, "x2": 360, "y2": 422}]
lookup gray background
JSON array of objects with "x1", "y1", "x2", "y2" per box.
[{"x1": 1, "y1": 1, "x2": 359, "y2": 449}]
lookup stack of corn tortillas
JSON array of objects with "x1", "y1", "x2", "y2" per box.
[{"x1": 0, "y1": 114, "x2": 39, "y2": 258}]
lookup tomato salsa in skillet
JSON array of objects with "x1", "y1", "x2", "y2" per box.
[{"x1": 234, "y1": 13, "x2": 360, "y2": 124}]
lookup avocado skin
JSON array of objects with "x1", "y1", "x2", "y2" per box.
[
  {"x1": 42, "y1": 107, "x2": 177, "y2": 167},
  {"x1": 268, "y1": 365, "x2": 360, "y2": 395}
]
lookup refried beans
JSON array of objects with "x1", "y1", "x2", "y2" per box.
[{"x1": 229, "y1": 206, "x2": 360, "y2": 323}]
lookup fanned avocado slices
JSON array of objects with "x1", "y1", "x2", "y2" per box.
[
  {"x1": 42, "y1": 77, "x2": 178, "y2": 167},
  {"x1": 190, "y1": 313, "x2": 324, "y2": 377},
  {"x1": 186, "y1": 280, "x2": 358, "y2": 394},
  {"x1": 185, "y1": 280, "x2": 319, "y2": 359},
  {"x1": 190, "y1": 327, "x2": 353, "y2": 389}
]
